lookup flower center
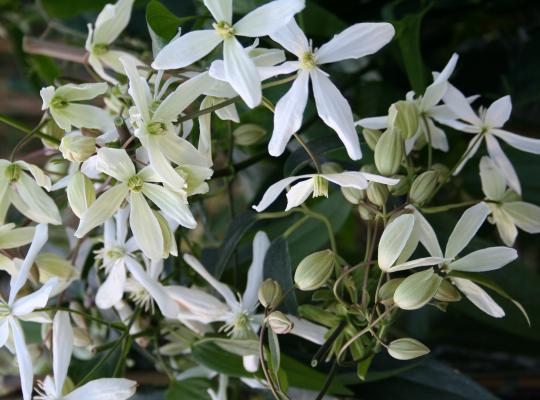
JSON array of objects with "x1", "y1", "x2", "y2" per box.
[
  {"x1": 50, "y1": 97, "x2": 69, "y2": 109},
  {"x1": 5, "y1": 164, "x2": 21, "y2": 183},
  {"x1": 147, "y1": 121, "x2": 167, "y2": 136},
  {"x1": 213, "y1": 21, "x2": 235, "y2": 39},
  {"x1": 92, "y1": 43, "x2": 109, "y2": 56},
  {"x1": 312, "y1": 175, "x2": 329, "y2": 198},
  {"x1": 105, "y1": 246, "x2": 125, "y2": 261},
  {"x1": 300, "y1": 51, "x2": 317, "y2": 70},
  {"x1": 127, "y1": 175, "x2": 144, "y2": 192}
]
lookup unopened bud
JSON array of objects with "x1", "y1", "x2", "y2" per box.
[
  {"x1": 366, "y1": 182, "x2": 388, "y2": 208},
  {"x1": 59, "y1": 134, "x2": 96, "y2": 162},
  {"x1": 362, "y1": 128, "x2": 382, "y2": 151},
  {"x1": 357, "y1": 203, "x2": 374, "y2": 221},
  {"x1": 409, "y1": 171, "x2": 438, "y2": 206},
  {"x1": 431, "y1": 163, "x2": 449, "y2": 183},
  {"x1": 258, "y1": 279, "x2": 283, "y2": 309},
  {"x1": 67, "y1": 171, "x2": 95, "y2": 218},
  {"x1": 294, "y1": 250, "x2": 335, "y2": 291},
  {"x1": 389, "y1": 175, "x2": 410, "y2": 197},
  {"x1": 391, "y1": 101, "x2": 419, "y2": 139},
  {"x1": 267, "y1": 311, "x2": 293, "y2": 334},
  {"x1": 342, "y1": 187, "x2": 364, "y2": 204},
  {"x1": 375, "y1": 128, "x2": 403, "y2": 176},
  {"x1": 233, "y1": 124, "x2": 266, "y2": 146}
]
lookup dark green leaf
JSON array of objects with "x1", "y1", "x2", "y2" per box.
[
  {"x1": 165, "y1": 378, "x2": 211, "y2": 400},
  {"x1": 146, "y1": 0, "x2": 183, "y2": 42}
]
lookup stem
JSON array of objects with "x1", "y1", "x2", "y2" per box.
[
  {"x1": 421, "y1": 199, "x2": 482, "y2": 214},
  {"x1": 299, "y1": 205, "x2": 337, "y2": 256},
  {"x1": 314, "y1": 360, "x2": 338, "y2": 400},
  {"x1": 422, "y1": 115, "x2": 433, "y2": 169},
  {"x1": 0, "y1": 113, "x2": 60, "y2": 147},
  {"x1": 37, "y1": 306, "x2": 126, "y2": 331}
]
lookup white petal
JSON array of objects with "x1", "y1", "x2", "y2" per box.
[
  {"x1": 129, "y1": 192, "x2": 163, "y2": 260},
  {"x1": 268, "y1": 71, "x2": 309, "y2": 156},
  {"x1": 485, "y1": 96, "x2": 512, "y2": 128},
  {"x1": 9, "y1": 318, "x2": 33, "y2": 400},
  {"x1": 40, "y1": 86, "x2": 55, "y2": 109},
  {"x1": 65, "y1": 378, "x2": 137, "y2": 400},
  {"x1": 52, "y1": 104, "x2": 115, "y2": 132},
  {"x1": 409, "y1": 207, "x2": 443, "y2": 257},
  {"x1": 479, "y1": 156, "x2": 506, "y2": 200},
  {"x1": 142, "y1": 183, "x2": 196, "y2": 229},
  {"x1": 448, "y1": 246, "x2": 517, "y2": 272},
  {"x1": 486, "y1": 135, "x2": 521, "y2": 195},
  {"x1": 13, "y1": 174, "x2": 61, "y2": 225},
  {"x1": 233, "y1": 0, "x2": 305, "y2": 37},
  {"x1": 242, "y1": 232, "x2": 271, "y2": 312},
  {"x1": 355, "y1": 116, "x2": 388, "y2": 130},
  {"x1": 183, "y1": 254, "x2": 238, "y2": 308},
  {"x1": 285, "y1": 179, "x2": 314, "y2": 210},
  {"x1": 166, "y1": 285, "x2": 229, "y2": 323},
  {"x1": 452, "y1": 278, "x2": 505, "y2": 318},
  {"x1": 420, "y1": 81, "x2": 447, "y2": 111},
  {"x1": 96, "y1": 261, "x2": 126, "y2": 309},
  {"x1": 93, "y1": 0, "x2": 134, "y2": 44},
  {"x1": 243, "y1": 355, "x2": 259, "y2": 373},
  {"x1": 452, "y1": 135, "x2": 484, "y2": 175},
  {"x1": 16, "y1": 161, "x2": 52, "y2": 189},
  {"x1": 443, "y1": 83, "x2": 482, "y2": 126},
  {"x1": 425, "y1": 119, "x2": 449, "y2": 152},
  {"x1": 378, "y1": 214, "x2": 415, "y2": 271},
  {"x1": 491, "y1": 206, "x2": 518, "y2": 246},
  {"x1": 492, "y1": 128, "x2": 540, "y2": 155},
  {"x1": 445, "y1": 202, "x2": 490, "y2": 259},
  {"x1": 269, "y1": 19, "x2": 309, "y2": 57},
  {"x1": 158, "y1": 132, "x2": 209, "y2": 168},
  {"x1": 252, "y1": 175, "x2": 311, "y2": 212},
  {"x1": 143, "y1": 135, "x2": 186, "y2": 190},
  {"x1": 204, "y1": 0, "x2": 232, "y2": 23},
  {"x1": 121, "y1": 57, "x2": 151, "y2": 121},
  {"x1": 323, "y1": 172, "x2": 369, "y2": 190},
  {"x1": 360, "y1": 172, "x2": 400, "y2": 186},
  {"x1": 389, "y1": 256, "x2": 447, "y2": 272},
  {"x1": 53, "y1": 311, "x2": 73, "y2": 397},
  {"x1": 503, "y1": 202, "x2": 540, "y2": 234},
  {"x1": 0, "y1": 320, "x2": 8, "y2": 348},
  {"x1": 315, "y1": 22, "x2": 395, "y2": 65},
  {"x1": 152, "y1": 30, "x2": 222, "y2": 70},
  {"x1": 55, "y1": 82, "x2": 108, "y2": 102},
  {"x1": 311, "y1": 69, "x2": 361, "y2": 160},
  {"x1": 223, "y1": 37, "x2": 261, "y2": 108},
  {"x1": 75, "y1": 184, "x2": 128, "y2": 238},
  {"x1": 96, "y1": 148, "x2": 135, "y2": 182},
  {"x1": 12, "y1": 278, "x2": 58, "y2": 316},
  {"x1": 288, "y1": 315, "x2": 327, "y2": 345},
  {"x1": 432, "y1": 53, "x2": 459, "y2": 84}
]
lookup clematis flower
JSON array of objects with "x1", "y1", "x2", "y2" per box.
[
  {"x1": 40, "y1": 83, "x2": 115, "y2": 133},
  {"x1": 121, "y1": 57, "x2": 213, "y2": 190},
  {"x1": 357, "y1": 53, "x2": 462, "y2": 153},
  {"x1": 253, "y1": 171, "x2": 398, "y2": 212},
  {"x1": 74, "y1": 148, "x2": 196, "y2": 260},
  {"x1": 0, "y1": 224, "x2": 58, "y2": 400},
  {"x1": 441, "y1": 85, "x2": 540, "y2": 194},
  {"x1": 168, "y1": 232, "x2": 328, "y2": 372},
  {"x1": 0, "y1": 160, "x2": 61, "y2": 225},
  {"x1": 152, "y1": 0, "x2": 305, "y2": 108},
  {"x1": 479, "y1": 156, "x2": 540, "y2": 246},
  {"x1": 85, "y1": 0, "x2": 144, "y2": 84},
  {"x1": 267, "y1": 19, "x2": 394, "y2": 160},
  {"x1": 397, "y1": 203, "x2": 518, "y2": 316},
  {"x1": 34, "y1": 311, "x2": 137, "y2": 399}
]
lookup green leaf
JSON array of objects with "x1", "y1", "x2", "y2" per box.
[
  {"x1": 27, "y1": 55, "x2": 60, "y2": 85},
  {"x1": 191, "y1": 341, "x2": 250, "y2": 378},
  {"x1": 263, "y1": 237, "x2": 298, "y2": 313},
  {"x1": 146, "y1": 0, "x2": 183, "y2": 43},
  {"x1": 268, "y1": 326, "x2": 281, "y2": 374},
  {"x1": 41, "y1": 0, "x2": 109, "y2": 18},
  {"x1": 165, "y1": 378, "x2": 211, "y2": 400},
  {"x1": 198, "y1": 337, "x2": 258, "y2": 356},
  {"x1": 302, "y1": 3, "x2": 347, "y2": 39}
]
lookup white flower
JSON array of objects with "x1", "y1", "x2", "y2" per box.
[
  {"x1": 357, "y1": 53, "x2": 462, "y2": 153},
  {"x1": 121, "y1": 57, "x2": 213, "y2": 190},
  {"x1": 267, "y1": 19, "x2": 395, "y2": 160},
  {"x1": 85, "y1": 0, "x2": 144, "y2": 84},
  {"x1": 0, "y1": 160, "x2": 61, "y2": 225},
  {"x1": 168, "y1": 232, "x2": 328, "y2": 372},
  {"x1": 253, "y1": 171, "x2": 398, "y2": 212},
  {"x1": 441, "y1": 86, "x2": 540, "y2": 194},
  {"x1": 0, "y1": 224, "x2": 58, "y2": 400},
  {"x1": 74, "y1": 148, "x2": 196, "y2": 260},
  {"x1": 479, "y1": 156, "x2": 540, "y2": 246},
  {"x1": 0, "y1": 223, "x2": 35, "y2": 250},
  {"x1": 34, "y1": 311, "x2": 137, "y2": 400},
  {"x1": 40, "y1": 83, "x2": 115, "y2": 133},
  {"x1": 152, "y1": 0, "x2": 305, "y2": 108}
]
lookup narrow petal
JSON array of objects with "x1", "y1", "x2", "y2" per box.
[
  {"x1": 223, "y1": 37, "x2": 261, "y2": 108},
  {"x1": 432, "y1": 53, "x2": 459, "y2": 85},
  {"x1": 389, "y1": 257, "x2": 447, "y2": 272},
  {"x1": 268, "y1": 70, "x2": 309, "y2": 157},
  {"x1": 13, "y1": 174, "x2": 61, "y2": 225},
  {"x1": 486, "y1": 135, "x2": 521, "y2": 195},
  {"x1": 129, "y1": 192, "x2": 163, "y2": 260},
  {"x1": 452, "y1": 278, "x2": 505, "y2": 318},
  {"x1": 12, "y1": 278, "x2": 58, "y2": 316},
  {"x1": 243, "y1": 355, "x2": 259, "y2": 373},
  {"x1": 315, "y1": 22, "x2": 395, "y2": 65},
  {"x1": 166, "y1": 285, "x2": 229, "y2": 323},
  {"x1": 288, "y1": 315, "x2": 328, "y2": 345},
  {"x1": 0, "y1": 225, "x2": 34, "y2": 250},
  {"x1": 204, "y1": 0, "x2": 232, "y2": 23},
  {"x1": 503, "y1": 202, "x2": 540, "y2": 234},
  {"x1": 152, "y1": 30, "x2": 222, "y2": 70},
  {"x1": 285, "y1": 179, "x2": 314, "y2": 210},
  {"x1": 479, "y1": 156, "x2": 506, "y2": 200},
  {"x1": 452, "y1": 135, "x2": 484, "y2": 175},
  {"x1": 443, "y1": 83, "x2": 482, "y2": 126},
  {"x1": 9, "y1": 318, "x2": 33, "y2": 400},
  {"x1": 65, "y1": 378, "x2": 137, "y2": 400},
  {"x1": 158, "y1": 132, "x2": 209, "y2": 168},
  {"x1": 492, "y1": 128, "x2": 540, "y2": 155},
  {"x1": 242, "y1": 232, "x2": 271, "y2": 312},
  {"x1": 53, "y1": 311, "x2": 73, "y2": 397},
  {"x1": 426, "y1": 119, "x2": 449, "y2": 152},
  {"x1": 445, "y1": 202, "x2": 490, "y2": 259},
  {"x1": 360, "y1": 172, "x2": 400, "y2": 186},
  {"x1": 142, "y1": 183, "x2": 197, "y2": 229},
  {"x1": 96, "y1": 147, "x2": 135, "y2": 182},
  {"x1": 55, "y1": 82, "x2": 108, "y2": 102},
  {"x1": 16, "y1": 161, "x2": 52, "y2": 189},
  {"x1": 409, "y1": 207, "x2": 443, "y2": 257},
  {"x1": 95, "y1": 261, "x2": 126, "y2": 309},
  {"x1": 233, "y1": 0, "x2": 305, "y2": 37},
  {"x1": 93, "y1": 0, "x2": 134, "y2": 44},
  {"x1": 485, "y1": 96, "x2": 512, "y2": 128},
  {"x1": 323, "y1": 172, "x2": 369, "y2": 190},
  {"x1": 378, "y1": 214, "x2": 416, "y2": 271},
  {"x1": 355, "y1": 116, "x2": 388, "y2": 130},
  {"x1": 420, "y1": 81, "x2": 447, "y2": 111},
  {"x1": 121, "y1": 57, "x2": 152, "y2": 122},
  {"x1": 448, "y1": 247, "x2": 517, "y2": 272},
  {"x1": 311, "y1": 69, "x2": 361, "y2": 160},
  {"x1": 252, "y1": 175, "x2": 311, "y2": 212},
  {"x1": 75, "y1": 184, "x2": 128, "y2": 238},
  {"x1": 269, "y1": 19, "x2": 310, "y2": 57},
  {"x1": 0, "y1": 320, "x2": 8, "y2": 348},
  {"x1": 143, "y1": 135, "x2": 187, "y2": 190}
]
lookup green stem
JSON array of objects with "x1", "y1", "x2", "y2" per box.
[
  {"x1": 422, "y1": 115, "x2": 433, "y2": 169},
  {"x1": 420, "y1": 199, "x2": 482, "y2": 214}
]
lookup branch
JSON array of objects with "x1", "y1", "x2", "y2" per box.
[{"x1": 23, "y1": 36, "x2": 86, "y2": 64}]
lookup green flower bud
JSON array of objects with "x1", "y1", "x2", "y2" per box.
[
  {"x1": 394, "y1": 269, "x2": 442, "y2": 310},
  {"x1": 388, "y1": 338, "x2": 430, "y2": 360},
  {"x1": 409, "y1": 171, "x2": 439, "y2": 206},
  {"x1": 378, "y1": 278, "x2": 405, "y2": 303},
  {"x1": 267, "y1": 311, "x2": 293, "y2": 334},
  {"x1": 59, "y1": 135, "x2": 96, "y2": 162},
  {"x1": 362, "y1": 128, "x2": 382, "y2": 151},
  {"x1": 233, "y1": 124, "x2": 267, "y2": 146},
  {"x1": 434, "y1": 279, "x2": 461, "y2": 302},
  {"x1": 342, "y1": 187, "x2": 364, "y2": 204},
  {"x1": 67, "y1": 171, "x2": 95, "y2": 218},
  {"x1": 389, "y1": 175, "x2": 410, "y2": 197},
  {"x1": 258, "y1": 279, "x2": 283, "y2": 309},
  {"x1": 36, "y1": 253, "x2": 78, "y2": 283},
  {"x1": 294, "y1": 249, "x2": 335, "y2": 291},
  {"x1": 42, "y1": 120, "x2": 64, "y2": 149},
  {"x1": 357, "y1": 203, "x2": 374, "y2": 221},
  {"x1": 431, "y1": 163, "x2": 449, "y2": 183},
  {"x1": 375, "y1": 128, "x2": 403, "y2": 176},
  {"x1": 366, "y1": 182, "x2": 388, "y2": 208},
  {"x1": 391, "y1": 100, "x2": 419, "y2": 139}
]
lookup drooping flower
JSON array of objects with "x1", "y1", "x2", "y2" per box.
[
  {"x1": 152, "y1": 0, "x2": 305, "y2": 108},
  {"x1": 74, "y1": 148, "x2": 195, "y2": 260},
  {"x1": 267, "y1": 19, "x2": 395, "y2": 160},
  {"x1": 34, "y1": 311, "x2": 137, "y2": 400},
  {"x1": 253, "y1": 171, "x2": 398, "y2": 212},
  {"x1": 85, "y1": 0, "x2": 144, "y2": 84},
  {"x1": 479, "y1": 156, "x2": 540, "y2": 246},
  {"x1": 441, "y1": 85, "x2": 540, "y2": 194},
  {"x1": 0, "y1": 160, "x2": 61, "y2": 225}
]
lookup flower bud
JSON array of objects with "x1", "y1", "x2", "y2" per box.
[
  {"x1": 431, "y1": 163, "x2": 449, "y2": 183},
  {"x1": 294, "y1": 249, "x2": 335, "y2": 291},
  {"x1": 36, "y1": 253, "x2": 78, "y2": 283},
  {"x1": 233, "y1": 124, "x2": 266, "y2": 146},
  {"x1": 409, "y1": 171, "x2": 439, "y2": 206},
  {"x1": 67, "y1": 172, "x2": 95, "y2": 218},
  {"x1": 258, "y1": 279, "x2": 283, "y2": 309},
  {"x1": 375, "y1": 128, "x2": 403, "y2": 176},
  {"x1": 366, "y1": 182, "x2": 388, "y2": 208},
  {"x1": 391, "y1": 100, "x2": 419, "y2": 139},
  {"x1": 389, "y1": 175, "x2": 410, "y2": 197},
  {"x1": 42, "y1": 120, "x2": 64, "y2": 149},
  {"x1": 378, "y1": 278, "x2": 404, "y2": 303},
  {"x1": 267, "y1": 311, "x2": 293, "y2": 334},
  {"x1": 357, "y1": 203, "x2": 374, "y2": 221},
  {"x1": 388, "y1": 338, "x2": 430, "y2": 360},
  {"x1": 59, "y1": 134, "x2": 96, "y2": 162},
  {"x1": 362, "y1": 128, "x2": 382, "y2": 151},
  {"x1": 342, "y1": 187, "x2": 364, "y2": 204},
  {"x1": 434, "y1": 279, "x2": 461, "y2": 302}
]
